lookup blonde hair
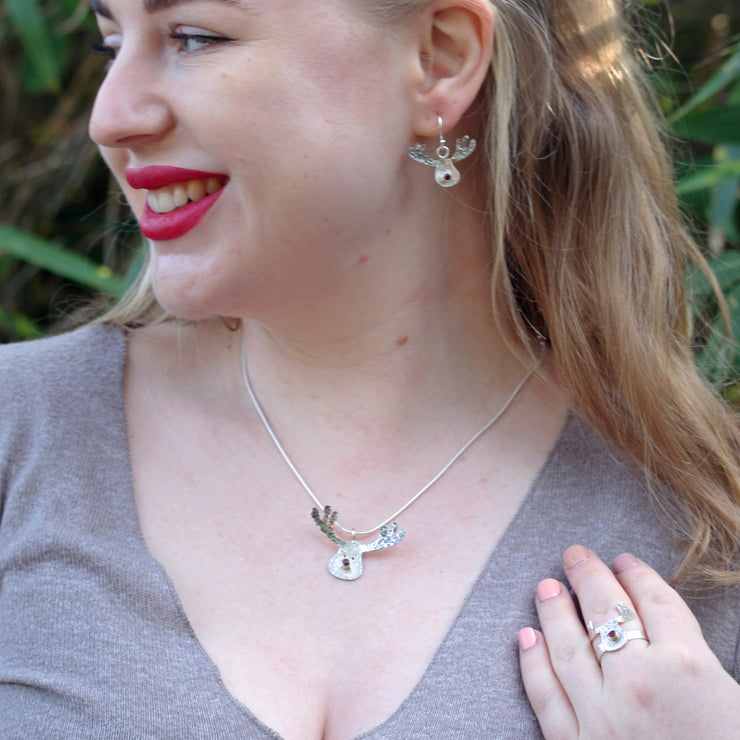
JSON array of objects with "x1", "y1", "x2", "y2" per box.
[{"x1": 101, "y1": 0, "x2": 740, "y2": 584}]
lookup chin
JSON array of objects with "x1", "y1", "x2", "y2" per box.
[
  {"x1": 154, "y1": 296, "x2": 216, "y2": 322},
  {"x1": 151, "y1": 270, "x2": 229, "y2": 322}
]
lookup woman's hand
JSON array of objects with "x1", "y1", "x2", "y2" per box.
[{"x1": 518, "y1": 545, "x2": 740, "y2": 739}]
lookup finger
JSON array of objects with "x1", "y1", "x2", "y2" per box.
[
  {"x1": 612, "y1": 553, "x2": 705, "y2": 645},
  {"x1": 533, "y1": 578, "x2": 602, "y2": 716},
  {"x1": 562, "y1": 545, "x2": 649, "y2": 668},
  {"x1": 518, "y1": 627, "x2": 579, "y2": 740}
]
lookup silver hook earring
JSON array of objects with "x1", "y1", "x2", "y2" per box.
[{"x1": 407, "y1": 116, "x2": 476, "y2": 188}]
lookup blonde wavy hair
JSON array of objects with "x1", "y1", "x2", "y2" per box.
[{"x1": 101, "y1": 0, "x2": 740, "y2": 585}]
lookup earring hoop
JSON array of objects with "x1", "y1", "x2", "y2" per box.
[
  {"x1": 407, "y1": 115, "x2": 476, "y2": 188},
  {"x1": 436, "y1": 116, "x2": 451, "y2": 160}
]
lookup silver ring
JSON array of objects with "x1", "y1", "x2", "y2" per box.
[{"x1": 587, "y1": 602, "x2": 648, "y2": 662}]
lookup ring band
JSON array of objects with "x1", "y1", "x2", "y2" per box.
[
  {"x1": 587, "y1": 602, "x2": 648, "y2": 662},
  {"x1": 591, "y1": 627, "x2": 648, "y2": 661}
]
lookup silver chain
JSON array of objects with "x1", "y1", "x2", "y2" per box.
[{"x1": 241, "y1": 331, "x2": 542, "y2": 537}]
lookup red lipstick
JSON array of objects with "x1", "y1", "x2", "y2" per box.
[
  {"x1": 138, "y1": 191, "x2": 223, "y2": 241},
  {"x1": 125, "y1": 166, "x2": 228, "y2": 241}
]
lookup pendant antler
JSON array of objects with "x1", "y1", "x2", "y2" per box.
[
  {"x1": 407, "y1": 136, "x2": 477, "y2": 187},
  {"x1": 310, "y1": 505, "x2": 405, "y2": 580},
  {"x1": 311, "y1": 505, "x2": 344, "y2": 546}
]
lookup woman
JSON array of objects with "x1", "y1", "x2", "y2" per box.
[{"x1": 0, "y1": 0, "x2": 738, "y2": 737}]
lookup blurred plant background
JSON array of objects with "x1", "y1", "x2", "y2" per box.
[
  {"x1": 1, "y1": 0, "x2": 139, "y2": 341},
  {"x1": 1, "y1": 0, "x2": 739, "y2": 393}
]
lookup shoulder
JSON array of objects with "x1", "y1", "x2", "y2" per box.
[
  {"x1": 0, "y1": 323, "x2": 125, "y2": 394},
  {"x1": 537, "y1": 414, "x2": 652, "y2": 522},
  {"x1": 0, "y1": 323, "x2": 128, "y2": 515},
  {"x1": 0, "y1": 323, "x2": 126, "y2": 434},
  {"x1": 0, "y1": 322, "x2": 124, "y2": 374},
  {"x1": 552, "y1": 414, "x2": 637, "y2": 477}
]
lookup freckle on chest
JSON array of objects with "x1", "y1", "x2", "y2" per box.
[{"x1": 396, "y1": 334, "x2": 409, "y2": 347}]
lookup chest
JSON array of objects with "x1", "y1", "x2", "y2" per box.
[
  {"x1": 122, "y1": 346, "x2": 567, "y2": 738},
  {"x1": 129, "y1": 427, "x2": 544, "y2": 739}
]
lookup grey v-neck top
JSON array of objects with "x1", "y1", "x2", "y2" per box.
[{"x1": 0, "y1": 325, "x2": 737, "y2": 739}]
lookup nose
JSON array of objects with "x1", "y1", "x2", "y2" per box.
[{"x1": 89, "y1": 50, "x2": 175, "y2": 150}]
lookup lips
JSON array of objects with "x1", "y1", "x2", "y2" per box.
[{"x1": 125, "y1": 166, "x2": 229, "y2": 241}]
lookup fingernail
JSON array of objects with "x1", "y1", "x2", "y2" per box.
[
  {"x1": 518, "y1": 627, "x2": 537, "y2": 651},
  {"x1": 564, "y1": 544, "x2": 590, "y2": 570},
  {"x1": 537, "y1": 578, "x2": 562, "y2": 602},
  {"x1": 613, "y1": 552, "x2": 639, "y2": 574}
]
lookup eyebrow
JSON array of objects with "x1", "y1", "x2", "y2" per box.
[{"x1": 92, "y1": 0, "x2": 246, "y2": 20}]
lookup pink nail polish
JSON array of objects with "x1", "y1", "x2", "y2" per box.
[
  {"x1": 537, "y1": 578, "x2": 562, "y2": 602},
  {"x1": 519, "y1": 627, "x2": 537, "y2": 651}
]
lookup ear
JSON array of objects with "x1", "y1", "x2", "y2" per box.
[{"x1": 411, "y1": 0, "x2": 494, "y2": 136}]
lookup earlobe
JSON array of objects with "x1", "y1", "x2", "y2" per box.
[{"x1": 413, "y1": 0, "x2": 494, "y2": 135}]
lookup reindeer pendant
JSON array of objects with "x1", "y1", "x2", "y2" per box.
[{"x1": 311, "y1": 505, "x2": 405, "y2": 580}]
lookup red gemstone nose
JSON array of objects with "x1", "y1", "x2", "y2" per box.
[
  {"x1": 342, "y1": 558, "x2": 351, "y2": 569},
  {"x1": 608, "y1": 629, "x2": 619, "y2": 642}
]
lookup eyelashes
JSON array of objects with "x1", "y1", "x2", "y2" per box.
[
  {"x1": 91, "y1": 32, "x2": 234, "y2": 62},
  {"x1": 92, "y1": 42, "x2": 116, "y2": 59},
  {"x1": 167, "y1": 32, "x2": 234, "y2": 53}
]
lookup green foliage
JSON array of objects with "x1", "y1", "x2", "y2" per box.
[
  {"x1": 0, "y1": 0, "x2": 137, "y2": 341},
  {"x1": 5, "y1": 0, "x2": 96, "y2": 92},
  {"x1": 664, "y1": 29, "x2": 740, "y2": 392},
  {"x1": 689, "y1": 252, "x2": 740, "y2": 385},
  {"x1": 0, "y1": 224, "x2": 126, "y2": 295},
  {"x1": 669, "y1": 40, "x2": 740, "y2": 121},
  {"x1": 670, "y1": 38, "x2": 740, "y2": 247},
  {"x1": 6, "y1": 0, "x2": 63, "y2": 93}
]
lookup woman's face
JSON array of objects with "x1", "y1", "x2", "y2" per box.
[{"x1": 90, "y1": 0, "x2": 418, "y2": 319}]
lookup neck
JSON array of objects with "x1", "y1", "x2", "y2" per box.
[
  {"x1": 237, "y1": 258, "x2": 532, "y2": 468},
  {"x1": 242, "y1": 329, "x2": 543, "y2": 538},
  {"x1": 239, "y1": 194, "x2": 513, "y2": 394},
  {"x1": 193, "y1": 181, "x2": 553, "y2": 502}
]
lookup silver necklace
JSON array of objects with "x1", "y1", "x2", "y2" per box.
[{"x1": 241, "y1": 333, "x2": 541, "y2": 580}]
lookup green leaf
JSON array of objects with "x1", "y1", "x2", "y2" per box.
[
  {"x1": 710, "y1": 253, "x2": 740, "y2": 294},
  {"x1": 5, "y1": 0, "x2": 62, "y2": 94},
  {"x1": 705, "y1": 146, "x2": 740, "y2": 246},
  {"x1": 729, "y1": 78, "x2": 740, "y2": 107},
  {"x1": 669, "y1": 42, "x2": 740, "y2": 122},
  {"x1": 0, "y1": 225, "x2": 126, "y2": 296},
  {"x1": 673, "y1": 106, "x2": 740, "y2": 145},
  {"x1": 691, "y1": 254, "x2": 740, "y2": 384},
  {"x1": 689, "y1": 252, "x2": 740, "y2": 300},
  {"x1": 708, "y1": 175, "x2": 739, "y2": 231},
  {"x1": 0, "y1": 307, "x2": 43, "y2": 341},
  {"x1": 676, "y1": 160, "x2": 740, "y2": 195},
  {"x1": 55, "y1": 0, "x2": 87, "y2": 15}
]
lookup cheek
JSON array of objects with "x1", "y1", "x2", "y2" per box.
[
  {"x1": 99, "y1": 145, "x2": 126, "y2": 179},
  {"x1": 100, "y1": 146, "x2": 146, "y2": 216}
]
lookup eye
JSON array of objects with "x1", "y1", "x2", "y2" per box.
[
  {"x1": 92, "y1": 34, "x2": 122, "y2": 60},
  {"x1": 92, "y1": 42, "x2": 115, "y2": 59},
  {"x1": 168, "y1": 27, "x2": 234, "y2": 53}
]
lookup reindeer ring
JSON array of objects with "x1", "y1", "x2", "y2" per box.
[{"x1": 311, "y1": 505, "x2": 405, "y2": 581}]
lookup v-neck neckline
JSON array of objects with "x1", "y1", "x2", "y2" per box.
[{"x1": 111, "y1": 324, "x2": 572, "y2": 739}]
